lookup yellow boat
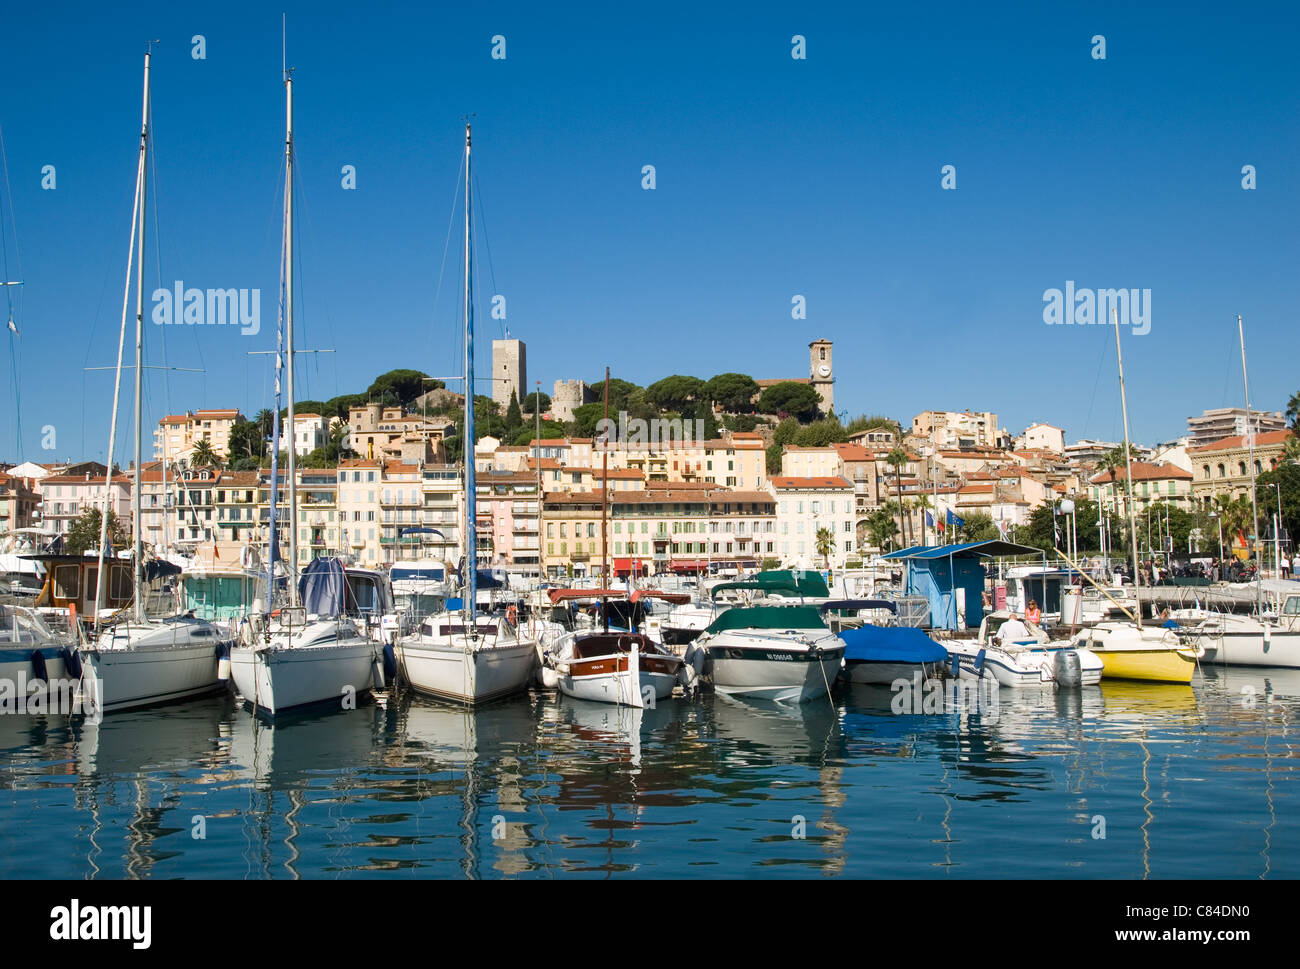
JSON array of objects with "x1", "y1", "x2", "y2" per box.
[{"x1": 1074, "y1": 622, "x2": 1201, "y2": 684}]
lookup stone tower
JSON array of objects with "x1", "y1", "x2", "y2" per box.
[
  {"x1": 492, "y1": 339, "x2": 527, "y2": 410},
  {"x1": 809, "y1": 339, "x2": 834, "y2": 415}
]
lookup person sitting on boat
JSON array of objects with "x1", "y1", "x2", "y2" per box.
[
  {"x1": 1025, "y1": 600, "x2": 1042, "y2": 626},
  {"x1": 997, "y1": 612, "x2": 1032, "y2": 645},
  {"x1": 1159, "y1": 607, "x2": 1179, "y2": 630}
]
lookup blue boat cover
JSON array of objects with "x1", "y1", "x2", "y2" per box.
[
  {"x1": 300, "y1": 557, "x2": 347, "y2": 616},
  {"x1": 840, "y1": 625, "x2": 948, "y2": 664}
]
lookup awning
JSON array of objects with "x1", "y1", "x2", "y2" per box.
[
  {"x1": 547, "y1": 587, "x2": 623, "y2": 603},
  {"x1": 881, "y1": 540, "x2": 1042, "y2": 560}
]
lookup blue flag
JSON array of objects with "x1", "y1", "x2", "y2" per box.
[
  {"x1": 925, "y1": 511, "x2": 935, "y2": 527},
  {"x1": 946, "y1": 509, "x2": 965, "y2": 529}
]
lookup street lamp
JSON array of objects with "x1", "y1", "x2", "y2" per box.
[{"x1": 1209, "y1": 510, "x2": 1223, "y2": 566}]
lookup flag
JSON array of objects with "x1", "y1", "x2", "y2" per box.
[
  {"x1": 213, "y1": 544, "x2": 220, "y2": 560},
  {"x1": 6, "y1": 315, "x2": 17, "y2": 335},
  {"x1": 925, "y1": 511, "x2": 935, "y2": 528},
  {"x1": 996, "y1": 518, "x2": 1009, "y2": 537},
  {"x1": 946, "y1": 509, "x2": 965, "y2": 529}
]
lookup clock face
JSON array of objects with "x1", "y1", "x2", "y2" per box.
[{"x1": 817, "y1": 365, "x2": 831, "y2": 377}]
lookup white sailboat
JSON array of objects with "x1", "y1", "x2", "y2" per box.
[
  {"x1": 80, "y1": 50, "x2": 229, "y2": 714},
  {"x1": 227, "y1": 66, "x2": 388, "y2": 717},
  {"x1": 394, "y1": 124, "x2": 537, "y2": 705}
]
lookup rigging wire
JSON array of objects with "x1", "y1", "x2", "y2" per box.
[{"x1": 0, "y1": 122, "x2": 25, "y2": 459}]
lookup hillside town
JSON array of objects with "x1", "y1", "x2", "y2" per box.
[{"x1": 4, "y1": 338, "x2": 1297, "y2": 580}]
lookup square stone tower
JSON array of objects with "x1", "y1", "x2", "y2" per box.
[
  {"x1": 492, "y1": 339, "x2": 527, "y2": 410},
  {"x1": 809, "y1": 339, "x2": 834, "y2": 415}
]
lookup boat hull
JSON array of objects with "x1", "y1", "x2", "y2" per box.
[
  {"x1": 842, "y1": 660, "x2": 933, "y2": 685},
  {"x1": 1204, "y1": 628, "x2": 1300, "y2": 668},
  {"x1": 557, "y1": 650, "x2": 678, "y2": 708},
  {"x1": 84, "y1": 641, "x2": 225, "y2": 713},
  {"x1": 708, "y1": 645, "x2": 844, "y2": 703},
  {"x1": 397, "y1": 638, "x2": 537, "y2": 705},
  {"x1": 230, "y1": 641, "x2": 379, "y2": 716},
  {"x1": 946, "y1": 643, "x2": 1104, "y2": 687},
  {"x1": 1095, "y1": 648, "x2": 1198, "y2": 684}
]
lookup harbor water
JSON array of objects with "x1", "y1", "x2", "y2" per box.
[{"x1": 1, "y1": 667, "x2": 1295, "y2": 879}]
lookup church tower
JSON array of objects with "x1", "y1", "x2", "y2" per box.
[{"x1": 809, "y1": 339, "x2": 834, "y2": 415}]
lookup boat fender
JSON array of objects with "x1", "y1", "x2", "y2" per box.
[
  {"x1": 540, "y1": 664, "x2": 560, "y2": 690},
  {"x1": 973, "y1": 649, "x2": 986, "y2": 673},
  {"x1": 371, "y1": 652, "x2": 386, "y2": 691},
  {"x1": 30, "y1": 649, "x2": 48, "y2": 685},
  {"x1": 382, "y1": 642, "x2": 397, "y2": 682},
  {"x1": 1053, "y1": 649, "x2": 1082, "y2": 689},
  {"x1": 62, "y1": 646, "x2": 83, "y2": 680},
  {"x1": 950, "y1": 654, "x2": 961, "y2": 678},
  {"x1": 216, "y1": 642, "x2": 231, "y2": 681}
]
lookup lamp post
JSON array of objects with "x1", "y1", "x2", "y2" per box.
[{"x1": 1209, "y1": 510, "x2": 1223, "y2": 567}]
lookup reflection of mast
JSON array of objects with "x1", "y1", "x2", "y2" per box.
[{"x1": 285, "y1": 786, "x2": 304, "y2": 880}]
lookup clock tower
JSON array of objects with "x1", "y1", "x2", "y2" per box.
[{"x1": 809, "y1": 339, "x2": 833, "y2": 415}]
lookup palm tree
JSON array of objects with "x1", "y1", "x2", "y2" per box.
[
  {"x1": 814, "y1": 526, "x2": 836, "y2": 571},
  {"x1": 1283, "y1": 437, "x2": 1300, "y2": 466},
  {"x1": 1286, "y1": 390, "x2": 1300, "y2": 430},
  {"x1": 867, "y1": 506, "x2": 898, "y2": 551},
  {"x1": 190, "y1": 439, "x2": 219, "y2": 468},
  {"x1": 885, "y1": 447, "x2": 909, "y2": 548}
]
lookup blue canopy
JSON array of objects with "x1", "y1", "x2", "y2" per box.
[
  {"x1": 840, "y1": 625, "x2": 948, "y2": 664},
  {"x1": 299, "y1": 557, "x2": 347, "y2": 616},
  {"x1": 881, "y1": 540, "x2": 1041, "y2": 560}
]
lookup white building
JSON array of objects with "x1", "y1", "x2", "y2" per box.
[
  {"x1": 293, "y1": 413, "x2": 328, "y2": 457},
  {"x1": 768, "y1": 476, "x2": 855, "y2": 569}
]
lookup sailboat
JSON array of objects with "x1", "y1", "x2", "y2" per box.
[
  {"x1": 80, "y1": 50, "x2": 231, "y2": 714},
  {"x1": 394, "y1": 124, "x2": 538, "y2": 705},
  {"x1": 227, "y1": 66, "x2": 388, "y2": 717},
  {"x1": 1070, "y1": 308, "x2": 1200, "y2": 683},
  {"x1": 1181, "y1": 317, "x2": 1300, "y2": 667}
]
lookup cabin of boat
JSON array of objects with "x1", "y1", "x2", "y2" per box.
[
  {"x1": 566, "y1": 632, "x2": 680, "y2": 676},
  {"x1": 26, "y1": 553, "x2": 135, "y2": 619}
]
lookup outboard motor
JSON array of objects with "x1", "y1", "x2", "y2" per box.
[{"x1": 1053, "y1": 649, "x2": 1082, "y2": 689}]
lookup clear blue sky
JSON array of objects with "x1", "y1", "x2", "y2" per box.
[{"x1": 2, "y1": 1, "x2": 1297, "y2": 465}]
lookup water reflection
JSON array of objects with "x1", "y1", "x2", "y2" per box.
[{"x1": 0, "y1": 674, "x2": 1295, "y2": 878}]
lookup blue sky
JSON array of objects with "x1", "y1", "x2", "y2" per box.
[{"x1": 1, "y1": 1, "x2": 1297, "y2": 465}]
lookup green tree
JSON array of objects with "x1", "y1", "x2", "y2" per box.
[
  {"x1": 504, "y1": 390, "x2": 523, "y2": 434},
  {"x1": 723, "y1": 414, "x2": 760, "y2": 433},
  {"x1": 1286, "y1": 390, "x2": 1300, "y2": 429},
  {"x1": 367, "y1": 369, "x2": 433, "y2": 407},
  {"x1": 1258, "y1": 462, "x2": 1300, "y2": 557},
  {"x1": 956, "y1": 512, "x2": 999, "y2": 544},
  {"x1": 772, "y1": 418, "x2": 801, "y2": 447},
  {"x1": 522, "y1": 390, "x2": 550, "y2": 414},
  {"x1": 66, "y1": 507, "x2": 129, "y2": 555},
  {"x1": 866, "y1": 505, "x2": 899, "y2": 551},
  {"x1": 190, "y1": 439, "x2": 219, "y2": 468},
  {"x1": 760, "y1": 557, "x2": 780, "y2": 571},
  {"x1": 846, "y1": 414, "x2": 901, "y2": 437},
  {"x1": 704, "y1": 372, "x2": 759, "y2": 413},
  {"x1": 766, "y1": 443, "x2": 783, "y2": 475},
  {"x1": 815, "y1": 526, "x2": 836, "y2": 570},
  {"x1": 793, "y1": 418, "x2": 850, "y2": 447},
  {"x1": 645, "y1": 375, "x2": 705, "y2": 412},
  {"x1": 885, "y1": 448, "x2": 909, "y2": 547},
  {"x1": 758, "y1": 381, "x2": 821, "y2": 422}
]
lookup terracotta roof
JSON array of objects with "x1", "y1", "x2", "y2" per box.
[
  {"x1": 294, "y1": 412, "x2": 322, "y2": 419},
  {"x1": 1089, "y1": 461, "x2": 1193, "y2": 484},
  {"x1": 160, "y1": 415, "x2": 188, "y2": 425},
  {"x1": 709, "y1": 490, "x2": 776, "y2": 505},
  {"x1": 769, "y1": 476, "x2": 852, "y2": 489},
  {"x1": 1188, "y1": 429, "x2": 1295, "y2": 453},
  {"x1": 594, "y1": 469, "x2": 644, "y2": 479},
  {"x1": 195, "y1": 409, "x2": 240, "y2": 418},
  {"x1": 831, "y1": 444, "x2": 873, "y2": 462},
  {"x1": 755, "y1": 377, "x2": 811, "y2": 387},
  {"x1": 338, "y1": 458, "x2": 382, "y2": 468},
  {"x1": 217, "y1": 471, "x2": 261, "y2": 486}
]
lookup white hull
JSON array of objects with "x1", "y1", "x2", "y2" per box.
[
  {"x1": 230, "y1": 639, "x2": 379, "y2": 716},
  {"x1": 557, "y1": 665, "x2": 676, "y2": 709},
  {"x1": 946, "y1": 642, "x2": 1103, "y2": 688},
  {"x1": 397, "y1": 638, "x2": 537, "y2": 705},
  {"x1": 83, "y1": 620, "x2": 226, "y2": 713},
  {"x1": 1203, "y1": 626, "x2": 1300, "y2": 668}
]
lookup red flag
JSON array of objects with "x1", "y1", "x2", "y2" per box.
[{"x1": 213, "y1": 544, "x2": 220, "y2": 559}]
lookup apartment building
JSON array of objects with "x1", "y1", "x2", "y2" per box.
[
  {"x1": 1188, "y1": 429, "x2": 1295, "y2": 507},
  {"x1": 769, "y1": 476, "x2": 855, "y2": 569},
  {"x1": 152, "y1": 409, "x2": 245, "y2": 464}
]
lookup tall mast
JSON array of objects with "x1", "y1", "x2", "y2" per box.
[
  {"x1": 1239, "y1": 314, "x2": 1262, "y2": 615},
  {"x1": 535, "y1": 379, "x2": 542, "y2": 580},
  {"x1": 463, "y1": 123, "x2": 477, "y2": 626},
  {"x1": 285, "y1": 69, "x2": 298, "y2": 602},
  {"x1": 601, "y1": 365, "x2": 609, "y2": 631},
  {"x1": 132, "y1": 50, "x2": 150, "y2": 623},
  {"x1": 1112, "y1": 306, "x2": 1142, "y2": 629},
  {"x1": 94, "y1": 51, "x2": 149, "y2": 631}
]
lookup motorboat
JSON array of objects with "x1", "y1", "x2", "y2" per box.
[
  {"x1": 543, "y1": 627, "x2": 683, "y2": 708},
  {"x1": 695, "y1": 602, "x2": 844, "y2": 703},
  {"x1": 947, "y1": 610, "x2": 1103, "y2": 687}
]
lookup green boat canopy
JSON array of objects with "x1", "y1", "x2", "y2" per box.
[
  {"x1": 704, "y1": 605, "x2": 829, "y2": 634},
  {"x1": 711, "y1": 569, "x2": 830, "y2": 599}
]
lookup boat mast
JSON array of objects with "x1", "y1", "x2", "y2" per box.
[
  {"x1": 93, "y1": 50, "x2": 150, "y2": 632},
  {"x1": 285, "y1": 69, "x2": 298, "y2": 603},
  {"x1": 535, "y1": 379, "x2": 542, "y2": 581},
  {"x1": 131, "y1": 49, "x2": 151, "y2": 624},
  {"x1": 463, "y1": 123, "x2": 477, "y2": 628},
  {"x1": 1112, "y1": 306, "x2": 1142, "y2": 629},
  {"x1": 601, "y1": 365, "x2": 609, "y2": 632},
  {"x1": 1239, "y1": 314, "x2": 1262, "y2": 616}
]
